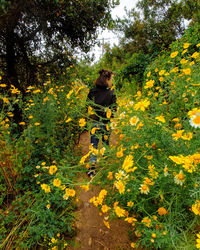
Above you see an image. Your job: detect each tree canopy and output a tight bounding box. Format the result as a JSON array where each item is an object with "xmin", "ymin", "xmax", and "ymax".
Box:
[
  {"xmin": 115, "ymin": 0, "xmax": 199, "ymax": 56},
  {"xmin": 0, "ymin": 0, "xmax": 117, "ymax": 91}
]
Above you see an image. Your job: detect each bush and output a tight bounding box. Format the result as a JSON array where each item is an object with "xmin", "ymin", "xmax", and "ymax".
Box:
[
  {"xmin": 87, "ymin": 23, "xmax": 200, "ymax": 249},
  {"xmin": 0, "ymin": 73, "xmax": 88, "ymax": 248}
]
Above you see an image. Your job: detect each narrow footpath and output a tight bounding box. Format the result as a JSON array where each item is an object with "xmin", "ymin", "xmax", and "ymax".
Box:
[{"xmin": 71, "ymin": 131, "xmax": 133, "ymax": 250}]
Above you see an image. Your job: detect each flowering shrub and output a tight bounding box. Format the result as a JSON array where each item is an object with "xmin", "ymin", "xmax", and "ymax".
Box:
[
  {"xmin": 86, "ymin": 23, "xmax": 200, "ymax": 249},
  {"xmin": 0, "ymin": 73, "xmax": 88, "ymax": 248},
  {"xmin": 1, "ymin": 21, "xmax": 200, "ymax": 250}
]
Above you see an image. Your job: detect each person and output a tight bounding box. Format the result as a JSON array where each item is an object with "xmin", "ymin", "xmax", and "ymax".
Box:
[{"xmin": 86, "ymin": 69, "xmax": 117, "ymax": 177}]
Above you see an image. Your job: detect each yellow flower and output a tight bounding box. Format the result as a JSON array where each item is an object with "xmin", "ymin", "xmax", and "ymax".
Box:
[
  {"xmin": 136, "ymin": 121, "xmax": 144, "ymax": 130},
  {"xmin": 130, "ymin": 116, "xmax": 139, "ymax": 126},
  {"xmin": 49, "ymin": 165, "xmax": 57, "ymax": 175},
  {"xmin": 100, "ymin": 147, "xmax": 106, "ymax": 155},
  {"xmin": 107, "ymin": 171, "xmax": 113, "ymax": 180},
  {"xmin": 99, "ymin": 189, "xmax": 107, "ymax": 198},
  {"xmin": 174, "ymin": 123, "xmax": 182, "ymax": 129},
  {"xmin": 127, "ymin": 201, "xmax": 134, "ymax": 207},
  {"xmin": 147, "ymin": 71, "xmax": 151, "ymax": 77},
  {"xmin": 170, "ymin": 51, "xmax": 179, "ymax": 58},
  {"xmin": 181, "ymin": 132, "xmax": 193, "ymax": 140},
  {"xmin": 0, "ymin": 84, "xmax": 6, "ymax": 87},
  {"xmin": 101, "ymin": 205, "xmax": 110, "ymax": 213},
  {"xmin": 46, "ymin": 204, "xmax": 51, "ymax": 209},
  {"xmin": 114, "ymin": 206, "xmax": 126, "ymax": 217},
  {"xmin": 53, "ymin": 178, "xmax": 61, "ymax": 187},
  {"xmin": 141, "ymin": 216, "xmax": 151, "ymax": 227},
  {"xmin": 159, "ymin": 76, "xmax": 164, "ymax": 81},
  {"xmin": 122, "ymin": 155, "xmax": 137, "ymax": 173},
  {"xmin": 91, "ymin": 127, "xmax": 100, "ymax": 135},
  {"xmin": 43, "ymin": 96, "xmax": 49, "ymax": 102},
  {"xmin": 66, "ymin": 89, "xmax": 73, "ymax": 99},
  {"xmin": 134, "ymin": 99, "xmax": 150, "ymax": 111},
  {"xmin": 115, "ymin": 180, "xmax": 125, "ymax": 194},
  {"xmin": 191, "ymin": 52, "xmax": 199, "ymax": 59},
  {"xmin": 125, "ymin": 217, "xmax": 137, "ymax": 224},
  {"xmin": 170, "ymin": 67, "xmax": 179, "ymax": 73},
  {"xmin": 182, "ymin": 49, "xmax": 188, "ymax": 54},
  {"xmin": 63, "ymin": 194, "xmax": 69, "ymax": 200},
  {"xmin": 34, "ymin": 122, "xmax": 40, "ymax": 126},
  {"xmin": 196, "ymin": 232, "xmax": 200, "ymax": 249},
  {"xmin": 106, "ymin": 124, "xmax": 109, "ymax": 131},
  {"xmin": 139, "ymin": 184, "xmax": 150, "ymax": 194},
  {"xmin": 10, "ymin": 85, "xmax": 20, "ymax": 94},
  {"xmin": 79, "ymin": 118, "xmax": 86, "ymax": 127},
  {"xmin": 7, "ymin": 112, "xmax": 13, "ymax": 117},
  {"xmin": 33, "ymin": 89, "xmax": 41, "ymax": 94},
  {"xmin": 151, "ymin": 233, "xmax": 156, "ymax": 239},
  {"xmin": 180, "ymin": 58, "xmax": 188, "ymax": 64},
  {"xmin": 41, "ymin": 184, "xmax": 51, "ymax": 193},
  {"xmin": 106, "ymin": 108, "xmax": 112, "ymax": 119},
  {"xmin": 80, "ymin": 184, "xmax": 90, "ymax": 191},
  {"xmin": 159, "ymin": 70, "xmax": 165, "ymax": 76},
  {"xmin": 169, "ymin": 155, "xmax": 184, "ymax": 165},
  {"xmin": 183, "ymin": 43, "xmax": 190, "ymax": 49},
  {"xmin": 2, "ymin": 97, "xmax": 9, "ymax": 103},
  {"xmin": 103, "ymin": 220, "xmax": 110, "ymax": 229},
  {"xmin": 79, "ymin": 151, "xmax": 91, "ymax": 164},
  {"xmin": 157, "ymin": 207, "xmax": 168, "ymax": 216},
  {"xmin": 116, "ymin": 148, "xmax": 124, "ymax": 158},
  {"xmin": 155, "ymin": 115, "xmax": 166, "ymax": 123},
  {"xmin": 131, "ymin": 242, "xmax": 136, "ymax": 248},
  {"xmin": 182, "ymin": 68, "xmax": 191, "ymax": 75},
  {"xmin": 104, "ymin": 135, "xmax": 108, "ymax": 140},
  {"xmin": 65, "ymin": 188, "xmax": 76, "ymax": 197},
  {"xmin": 88, "ymin": 106, "xmax": 94, "ymax": 115},
  {"xmin": 192, "ymin": 200, "xmax": 200, "ymax": 215},
  {"xmin": 143, "ymin": 177, "xmax": 154, "ymax": 186},
  {"xmin": 65, "ymin": 118, "xmax": 72, "ymax": 123},
  {"xmin": 172, "ymin": 130, "xmax": 184, "ymax": 140},
  {"xmin": 19, "ymin": 122, "xmax": 26, "ymax": 125},
  {"xmin": 144, "ymin": 79, "xmax": 154, "ymax": 89},
  {"xmin": 172, "ymin": 117, "xmax": 179, "ymax": 122}
]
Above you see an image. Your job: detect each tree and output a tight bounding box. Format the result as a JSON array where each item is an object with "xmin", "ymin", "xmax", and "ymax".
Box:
[
  {"xmin": 115, "ymin": 0, "xmax": 194, "ymax": 56},
  {"xmin": 181, "ymin": 0, "xmax": 200, "ymax": 23},
  {"xmin": 0, "ymin": 0, "xmax": 117, "ymax": 92}
]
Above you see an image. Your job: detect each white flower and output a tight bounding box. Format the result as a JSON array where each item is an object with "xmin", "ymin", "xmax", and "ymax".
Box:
[
  {"xmin": 174, "ymin": 170, "xmax": 185, "ymax": 186},
  {"xmin": 189, "ymin": 113, "xmax": 200, "ymax": 128}
]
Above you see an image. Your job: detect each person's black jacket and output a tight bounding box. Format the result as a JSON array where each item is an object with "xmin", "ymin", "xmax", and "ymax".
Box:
[{"xmin": 87, "ymin": 85, "xmax": 117, "ymax": 124}]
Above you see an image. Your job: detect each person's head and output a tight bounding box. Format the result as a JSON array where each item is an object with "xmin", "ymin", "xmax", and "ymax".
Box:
[{"xmin": 95, "ymin": 69, "xmax": 114, "ymax": 88}]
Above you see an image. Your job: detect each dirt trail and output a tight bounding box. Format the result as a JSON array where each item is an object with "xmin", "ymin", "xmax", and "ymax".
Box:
[{"xmin": 71, "ymin": 131, "xmax": 133, "ymax": 250}]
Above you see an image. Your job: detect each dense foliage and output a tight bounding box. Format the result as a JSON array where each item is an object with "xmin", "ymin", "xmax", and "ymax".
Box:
[
  {"xmin": 1, "ymin": 1, "xmax": 200, "ymax": 249},
  {"xmin": 0, "ymin": 70, "xmax": 88, "ymax": 248},
  {"xmin": 80, "ymin": 23, "xmax": 200, "ymax": 249}
]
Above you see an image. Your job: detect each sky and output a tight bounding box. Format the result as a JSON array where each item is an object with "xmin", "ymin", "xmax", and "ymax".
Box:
[{"xmin": 89, "ymin": 0, "xmax": 138, "ymax": 61}]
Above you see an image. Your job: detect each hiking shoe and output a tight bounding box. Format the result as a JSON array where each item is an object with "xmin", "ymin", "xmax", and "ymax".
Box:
[
  {"xmin": 87, "ymin": 169, "xmax": 95, "ymax": 178},
  {"xmin": 87, "ymin": 165, "xmax": 96, "ymax": 178}
]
